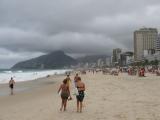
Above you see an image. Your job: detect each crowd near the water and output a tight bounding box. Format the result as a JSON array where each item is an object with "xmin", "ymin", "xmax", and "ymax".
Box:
[{"xmin": 101, "ymin": 66, "xmax": 160, "ymax": 77}]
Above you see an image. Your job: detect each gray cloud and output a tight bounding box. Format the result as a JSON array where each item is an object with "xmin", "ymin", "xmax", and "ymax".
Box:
[{"xmin": 1, "ymin": 0, "xmax": 160, "ymax": 68}]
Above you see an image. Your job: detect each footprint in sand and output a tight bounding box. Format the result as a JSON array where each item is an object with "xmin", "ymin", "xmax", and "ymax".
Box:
[
  {"xmin": 96, "ymin": 116, "xmax": 107, "ymax": 120},
  {"xmin": 114, "ymin": 114, "xmax": 127, "ymax": 120},
  {"xmin": 102, "ymin": 97, "xmax": 107, "ymax": 101},
  {"xmin": 136, "ymin": 118, "xmax": 150, "ymax": 120}
]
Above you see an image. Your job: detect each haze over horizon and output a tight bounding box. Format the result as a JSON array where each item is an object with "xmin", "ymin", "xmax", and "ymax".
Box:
[{"xmin": 1, "ymin": 0, "xmax": 160, "ymax": 68}]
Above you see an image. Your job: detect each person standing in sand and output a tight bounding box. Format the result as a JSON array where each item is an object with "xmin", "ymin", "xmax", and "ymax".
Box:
[
  {"xmin": 76, "ymin": 77, "xmax": 85, "ymax": 113},
  {"xmin": 58, "ymin": 79, "xmax": 72, "ymax": 111},
  {"xmin": 74, "ymin": 73, "xmax": 79, "ymax": 87},
  {"xmin": 9, "ymin": 77, "xmax": 15, "ymax": 95}
]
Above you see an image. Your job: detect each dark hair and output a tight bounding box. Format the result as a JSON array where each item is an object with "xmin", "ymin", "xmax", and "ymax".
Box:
[
  {"xmin": 63, "ymin": 79, "xmax": 67, "ymax": 84},
  {"xmin": 77, "ymin": 77, "xmax": 81, "ymax": 81}
]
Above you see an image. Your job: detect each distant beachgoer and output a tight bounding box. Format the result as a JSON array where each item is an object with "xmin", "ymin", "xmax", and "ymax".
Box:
[
  {"xmin": 139, "ymin": 68, "xmax": 145, "ymax": 77},
  {"xmin": 141, "ymin": 68, "xmax": 145, "ymax": 77},
  {"xmin": 58, "ymin": 79, "xmax": 72, "ymax": 111},
  {"xmin": 76, "ymin": 77, "xmax": 85, "ymax": 113},
  {"xmin": 9, "ymin": 77, "xmax": 15, "ymax": 95},
  {"xmin": 74, "ymin": 73, "xmax": 79, "ymax": 87}
]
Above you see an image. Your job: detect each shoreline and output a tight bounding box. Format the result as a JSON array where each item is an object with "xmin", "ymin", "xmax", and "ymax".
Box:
[
  {"xmin": 0, "ymin": 74, "xmax": 66, "ymax": 97},
  {"xmin": 0, "ymin": 69, "xmax": 72, "ymax": 84}
]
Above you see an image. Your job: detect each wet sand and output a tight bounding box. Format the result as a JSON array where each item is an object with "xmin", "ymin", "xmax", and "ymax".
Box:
[{"xmin": 0, "ymin": 75, "xmax": 63, "ymax": 96}]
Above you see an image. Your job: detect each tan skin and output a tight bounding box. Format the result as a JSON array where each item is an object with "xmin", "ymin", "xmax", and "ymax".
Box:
[
  {"xmin": 9, "ymin": 78, "xmax": 15, "ymax": 95},
  {"xmin": 58, "ymin": 83, "xmax": 72, "ymax": 111},
  {"xmin": 76, "ymin": 79, "xmax": 85, "ymax": 113}
]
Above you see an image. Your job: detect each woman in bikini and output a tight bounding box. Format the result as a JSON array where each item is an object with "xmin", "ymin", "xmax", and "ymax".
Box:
[
  {"xmin": 76, "ymin": 77, "xmax": 85, "ymax": 113},
  {"xmin": 58, "ymin": 79, "xmax": 72, "ymax": 111}
]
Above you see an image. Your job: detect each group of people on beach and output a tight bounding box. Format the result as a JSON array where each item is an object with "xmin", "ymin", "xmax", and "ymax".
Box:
[
  {"xmin": 58, "ymin": 73, "xmax": 85, "ymax": 113},
  {"xmin": 8, "ymin": 73, "xmax": 86, "ymax": 113}
]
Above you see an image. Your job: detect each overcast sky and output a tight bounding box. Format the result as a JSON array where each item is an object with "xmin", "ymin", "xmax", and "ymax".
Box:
[{"xmin": 0, "ymin": 0, "xmax": 160, "ymax": 68}]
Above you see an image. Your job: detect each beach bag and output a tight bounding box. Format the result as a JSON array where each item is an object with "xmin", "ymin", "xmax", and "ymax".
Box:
[
  {"xmin": 73, "ymin": 88, "xmax": 79, "ymax": 95},
  {"xmin": 58, "ymin": 89, "xmax": 62, "ymax": 95},
  {"xmin": 72, "ymin": 81, "xmax": 79, "ymax": 95}
]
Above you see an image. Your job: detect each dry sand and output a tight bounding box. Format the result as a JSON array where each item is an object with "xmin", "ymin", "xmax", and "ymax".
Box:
[{"xmin": 0, "ymin": 72, "xmax": 160, "ymax": 120}]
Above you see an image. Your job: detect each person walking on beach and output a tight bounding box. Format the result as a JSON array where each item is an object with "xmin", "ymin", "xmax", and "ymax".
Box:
[
  {"xmin": 74, "ymin": 73, "xmax": 79, "ymax": 87},
  {"xmin": 76, "ymin": 77, "xmax": 85, "ymax": 113},
  {"xmin": 9, "ymin": 77, "xmax": 15, "ymax": 95},
  {"xmin": 58, "ymin": 79, "xmax": 72, "ymax": 111},
  {"xmin": 73, "ymin": 73, "xmax": 79, "ymax": 95}
]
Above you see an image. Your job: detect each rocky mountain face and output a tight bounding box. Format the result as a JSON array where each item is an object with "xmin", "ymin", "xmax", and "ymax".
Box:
[{"xmin": 12, "ymin": 51, "xmax": 77, "ymax": 69}]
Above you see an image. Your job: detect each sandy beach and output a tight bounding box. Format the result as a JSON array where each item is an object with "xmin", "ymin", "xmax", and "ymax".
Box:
[{"xmin": 0, "ymin": 72, "xmax": 160, "ymax": 120}]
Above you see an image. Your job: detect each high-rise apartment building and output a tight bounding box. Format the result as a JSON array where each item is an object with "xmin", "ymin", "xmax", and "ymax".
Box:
[
  {"xmin": 134, "ymin": 28, "xmax": 158, "ymax": 61},
  {"xmin": 112, "ymin": 48, "xmax": 122, "ymax": 65},
  {"xmin": 156, "ymin": 34, "xmax": 160, "ymax": 51},
  {"xmin": 106, "ymin": 57, "xmax": 111, "ymax": 66},
  {"xmin": 120, "ymin": 52, "xmax": 134, "ymax": 66}
]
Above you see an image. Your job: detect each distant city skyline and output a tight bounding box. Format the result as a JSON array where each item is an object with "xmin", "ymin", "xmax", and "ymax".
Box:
[{"xmin": 1, "ymin": 0, "xmax": 160, "ymax": 68}]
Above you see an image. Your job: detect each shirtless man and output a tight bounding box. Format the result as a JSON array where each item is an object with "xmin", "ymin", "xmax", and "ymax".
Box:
[
  {"xmin": 76, "ymin": 77, "xmax": 85, "ymax": 113},
  {"xmin": 9, "ymin": 77, "xmax": 15, "ymax": 95}
]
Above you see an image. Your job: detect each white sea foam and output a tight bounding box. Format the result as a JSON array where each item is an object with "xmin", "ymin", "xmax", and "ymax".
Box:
[{"xmin": 0, "ymin": 69, "xmax": 71, "ymax": 84}]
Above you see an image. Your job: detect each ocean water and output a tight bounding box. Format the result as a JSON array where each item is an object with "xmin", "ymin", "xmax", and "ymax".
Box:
[{"xmin": 0, "ymin": 69, "xmax": 71, "ymax": 84}]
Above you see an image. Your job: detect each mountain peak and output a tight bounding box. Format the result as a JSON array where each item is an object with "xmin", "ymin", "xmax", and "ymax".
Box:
[
  {"xmin": 48, "ymin": 50, "xmax": 65, "ymax": 56},
  {"xmin": 12, "ymin": 51, "xmax": 77, "ymax": 69}
]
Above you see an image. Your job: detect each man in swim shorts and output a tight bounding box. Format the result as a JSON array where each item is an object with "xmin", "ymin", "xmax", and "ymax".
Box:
[{"xmin": 76, "ymin": 77, "xmax": 85, "ymax": 113}]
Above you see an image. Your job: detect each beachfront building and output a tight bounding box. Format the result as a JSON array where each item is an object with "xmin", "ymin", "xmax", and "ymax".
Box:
[
  {"xmin": 97, "ymin": 59, "xmax": 105, "ymax": 68},
  {"xmin": 112, "ymin": 48, "xmax": 122, "ymax": 66},
  {"xmin": 143, "ymin": 49, "xmax": 155, "ymax": 56},
  {"xmin": 144, "ymin": 52, "xmax": 160, "ymax": 62},
  {"xmin": 120, "ymin": 52, "xmax": 134, "ymax": 66},
  {"xmin": 106, "ymin": 57, "xmax": 111, "ymax": 67},
  {"xmin": 84, "ymin": 62, "xmax": 89, "ymax": 68},
  {"xmin": 156, "ymin": 34, "xmax": 160, "ymax": 52},
  {"xmin": 97, "ymin": 59, "xmax": 102, "ymax": 67},
  {"xmin": 134, "ymin": 28, "xmax": 158, "ymax": 61},
  {"xmin": 143, "ymin": 48, "xmax": 160, "ymax": 62}
]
